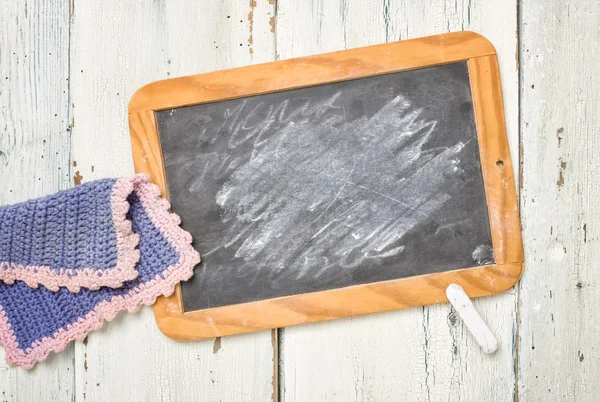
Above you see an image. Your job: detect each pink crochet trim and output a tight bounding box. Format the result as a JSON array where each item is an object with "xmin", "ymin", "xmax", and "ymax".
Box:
[
  {"xmin": 0, "ymin": 177, "xmax": 142, "ymax": 292},
  {"xmin": 0, "ymin": 174, "xmax": 200, "ymax": 369}
]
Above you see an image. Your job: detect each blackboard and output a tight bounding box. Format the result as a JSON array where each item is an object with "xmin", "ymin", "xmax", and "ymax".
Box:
[
  {"xmin": 155, "ymin": 61, "xmax": 494, "ymax": 312},
  {"xmin": 130, "ymin": 32, "xmax": 523, "ymax": 339}
]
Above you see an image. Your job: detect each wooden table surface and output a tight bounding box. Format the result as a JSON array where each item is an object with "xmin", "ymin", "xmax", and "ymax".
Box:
[{"xmin": 0, "ymin": 1, "xmax": 597, "ymax": 401}]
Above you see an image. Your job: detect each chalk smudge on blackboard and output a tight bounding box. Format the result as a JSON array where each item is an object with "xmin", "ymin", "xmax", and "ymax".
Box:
[
  {"xmin": 157, "ymin": 61, "xmax": 494, "ymax": 310},
  {"xmin": 472, "ymin": 244, "xmax": 494, "ymax": 265},
  {"xmin": 211, "ymin": 93, "xmax": 464, "ymax": 282}
]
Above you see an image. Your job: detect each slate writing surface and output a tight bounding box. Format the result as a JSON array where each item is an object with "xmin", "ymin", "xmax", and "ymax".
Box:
[{"xmin": 155, "ymin": 61, "xmax": 494, "ymax": 312}]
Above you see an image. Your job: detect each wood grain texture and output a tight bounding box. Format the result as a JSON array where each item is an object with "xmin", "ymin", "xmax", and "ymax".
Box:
[
  {"xmin": 7, "ymin": 0, "xmax": 600, "ymax": 401},
  {"xmin": 156, "ymin": 263, "xmax": 521, "ymax": 340},
  {"xmin": 276, "ymin": 1, "xmax": 520, "ymax": 401},
  {"xmin": 519, "ymin": 1, "xmax": 600, "ymax": 401},
  {"xmin": 70, "ymin": 1, "xmax": 276, "ymax": 401},
  {"xmin": 128, "ymin": 31, "xmax": 495, "ymax": 113},
  {"xmin": 468, "ymin": 55, "xmax": 523, "ymax": 266},
  {"xmin": 0, "ymin": 1, "xmax": 73, "ymax": 400},
  {"xmin": 131, "ymin": 31, "xmax": 522, "ymax": 340}
]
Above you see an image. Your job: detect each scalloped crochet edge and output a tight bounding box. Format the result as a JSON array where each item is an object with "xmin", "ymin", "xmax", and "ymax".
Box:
[
  {"xmin": 0, "ymin": 177, "xmax": 143, "ymax": 292},
  {"xmin": 0, "ymin": 174, "xmax": 200, "ymax": 369}
]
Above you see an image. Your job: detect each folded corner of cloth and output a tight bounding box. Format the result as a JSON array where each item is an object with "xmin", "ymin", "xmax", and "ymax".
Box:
[{"xmin": 0, "ymin": 174, "xmax": 201, "ymax": 369}]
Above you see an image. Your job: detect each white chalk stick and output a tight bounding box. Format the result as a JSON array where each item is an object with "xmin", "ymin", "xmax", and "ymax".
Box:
[{"xmin": 446, "ymin": 284, "xmax": 499, "ymax": 354}]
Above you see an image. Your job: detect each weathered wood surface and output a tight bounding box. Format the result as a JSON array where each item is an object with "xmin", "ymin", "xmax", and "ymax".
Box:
[
  {"xmin": 1, "ymin": 0, "xmax": 597, "ymax": 401},
  {"xmin": 277, "ymin": 1, "xmax": 519, "ymax": 401},
  {"xmin": 68, "ymin": 1, "xmax": 276, "ymax": 401},
  {"xmin": 518, "ymin": 1, "xmax": 600, "ymax": 401},
  {"xmin": 0, "ymin": 1, "xmax": 74, "ymax": 401}
]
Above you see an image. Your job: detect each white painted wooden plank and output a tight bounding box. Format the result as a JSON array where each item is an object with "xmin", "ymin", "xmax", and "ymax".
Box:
[
  {"xmin": 0, "ymin": 0, "xmax": 74, "ymax": 400},
  {"xmin": 276, "ymin": 1, "xmax": 519, "ymax": 400},
  {"xmin": 70, "ymin": 1, "xmax": 277, "ymax": 401},
  {"xmin": 519, "ymin": 1, "xmax": 600, "ymax": 401}
]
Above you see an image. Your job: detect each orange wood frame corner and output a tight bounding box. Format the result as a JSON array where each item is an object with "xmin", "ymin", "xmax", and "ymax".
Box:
[{"xmin": 128, "ymin": 31, "xmax": 523, "ymax": 340}]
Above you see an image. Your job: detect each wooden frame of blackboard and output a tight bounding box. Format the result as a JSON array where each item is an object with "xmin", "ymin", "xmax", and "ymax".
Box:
[{"xmin": 128, "ymin": 31, "xmax": 523, "ymax": 340}]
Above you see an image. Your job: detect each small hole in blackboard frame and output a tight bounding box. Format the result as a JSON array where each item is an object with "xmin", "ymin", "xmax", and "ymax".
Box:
[{"xmin": 496, "ymin": 160, "xmax": 504, "ymax": 168}]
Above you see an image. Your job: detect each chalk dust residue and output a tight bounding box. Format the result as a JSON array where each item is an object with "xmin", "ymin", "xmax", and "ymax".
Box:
[
  {"xmin": 472, "ymin": 244, "xmax": 494, "ymax": 265},
  {"xmin": 203, "ymin": 93, "xmax": 468, "ymax": 281}
]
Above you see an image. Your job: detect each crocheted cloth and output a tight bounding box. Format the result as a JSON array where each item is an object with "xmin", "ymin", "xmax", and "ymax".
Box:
[
  {"xmin": 0, "ymin": 177, "xmax": 144, "ymax": 292},
  {"xmin": 0, "ymin": 174, "xmax": 200, "ymax": 369}
]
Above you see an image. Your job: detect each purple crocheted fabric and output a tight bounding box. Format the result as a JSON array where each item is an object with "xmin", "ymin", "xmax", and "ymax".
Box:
[
  {"xmin": 0, "ymin": 174, "xmax": 200, "ymax": 369},
  {"xmin": 0, "ymin": 177, "xmax": 142, "ymax": 291}
]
